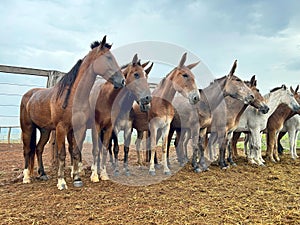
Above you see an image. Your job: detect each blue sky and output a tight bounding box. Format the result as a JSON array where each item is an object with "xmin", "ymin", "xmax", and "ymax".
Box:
[{"xmin": 0, "ymin": 0, "xmax": 300, "ymax": 126}]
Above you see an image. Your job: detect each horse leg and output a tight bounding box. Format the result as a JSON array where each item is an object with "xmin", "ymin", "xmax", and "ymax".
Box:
[
  {"xmin": 22, "ymin": 124, "xmax": 36, "ymax": 183},
  {"xmin": 244, "ymin": 133, "xmax": 250, "ymax": 157},
  {"xmin": 90, "ymin": 123, "xmax": 100, "ymax": 182},
  {"xmin": 292, "ymin": 130, "xmax": 299, "ymax": 158},
  {"xmin": 266, "ymin": 130, "xmax": 276, "ymax": 163},
  {"xmin": 227, "ymin": 132, "xmax": 237, "ymax": 166},
  {"xmin": 123, "ymin": 127, "xmax": 132, "ymax": 176},
  {"xmin": 111, "ymin": 131, "xmax": 120, "ymax": 176},
  {"xmin": 108, "ymin": 133, "xmax": 115, "ymax": 167},
  {"xmin": 231, "ymin": 132, "xmax": 241, "ymax": 159},
  {"xmin": 183, "ymin": 129, "xmax": 191, "ymax": 163},
  {"xmin": 273, "ymin": 131, "xmax": 280, "ymax": 162},
  {"xmin": 161, "ymin": 125, "xmax": 171, "ymax": 175},
  {"xmin": 100, "ymin": 127, "xmax": 113, "ymax": 181},
  {"xmin": 49, "ymin": 131, "xmax": 58, "ymax": 167},
  {"xmin": 36, "ymin": 128, "xmax": 51, "ymax": 180},
  {"xmin": 149, "ymin": 124, "xmax": 158, "ymax": 175},
  {"xmin": 277, "ymin": 131, "xmax": 286, "ymax": 155},
  {"xmin": 218, "ymin": 132, "xmax": 228, "ymax": 169},
  {"xmin": 136, "ymin": 130, "xmax": 143, "ymax": 165},
  {"xmin": 56, "ymin": 125, "xmax": 67, "ymax": 190},
  {"xmin": 167, "ymin": 128, "xmax": 175, "ymax": 167}
]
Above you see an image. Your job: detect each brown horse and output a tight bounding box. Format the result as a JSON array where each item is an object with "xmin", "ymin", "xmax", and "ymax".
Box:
[
  {"xmin": 169, "ymin": 61, "xmax": 264, "ymax": 172},
  {"xmin": 265, "ymin": 86, "xmax": 300, "ymax": 162},
  {"xmin": 148, "ymin": 53, "xmax": 200, "ymax": 176},
  {"xmin": 20, "ymin": 36, "xmax": 125, "ymax": 190},
  {"xmin": 89, "ymin": 54, "xmax": 152, "ymax": 182}
]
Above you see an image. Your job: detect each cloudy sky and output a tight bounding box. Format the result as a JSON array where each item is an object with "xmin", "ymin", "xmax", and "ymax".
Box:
[{"xmin": 0, "ymin": 0, "xmax": 300, "ymax": 126}]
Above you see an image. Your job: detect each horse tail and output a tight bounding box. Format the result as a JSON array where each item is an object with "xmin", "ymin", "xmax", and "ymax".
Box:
[{"xmin": 28, "ymin": 125, "xmax": 37, "ymax": 174}]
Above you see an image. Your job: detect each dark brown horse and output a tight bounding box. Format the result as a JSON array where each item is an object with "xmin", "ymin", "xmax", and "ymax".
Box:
[
  {"xmin": 20, "ymin": 36, "xmax": 125, "ymax": 190},
  {"xmin": 148, "ymin": 53, "xmax": 200, "ymax": 175},
  {"xmin": 89, "ymin": 54, "xmax": 152, "ymax": 182}
]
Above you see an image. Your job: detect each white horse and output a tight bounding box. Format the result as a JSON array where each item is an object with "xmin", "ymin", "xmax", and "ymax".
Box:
[
  {"xmin": 232, "ymin": 85, "xmax": 300, "ymax": 165},
  {"xmin": 279, "ymin": 114, "xmax": 300, "ymax": 159}
]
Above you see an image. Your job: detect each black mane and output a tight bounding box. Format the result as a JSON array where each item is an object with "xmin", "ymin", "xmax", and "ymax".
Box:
[
  {"xmin": 56, "ymin": 59, "xmax": 83, "ymax": 108},
  {"xmin": 90, "ymin": 41, "xmax": 112, "ymax": 49},
  {"xmin": 270, "ymin": 85, "xmax": 286, "ymax": 93}
]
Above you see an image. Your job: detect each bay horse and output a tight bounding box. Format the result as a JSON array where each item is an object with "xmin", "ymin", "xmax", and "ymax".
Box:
[
  {"xmin": 277, "ymin": 114, "xmax": 300, "ymax": 159},
  {"xmin": 20, "ymin": 36, "xmax": 125, "ymax": 190},
  {"xmin": 265, "ymin": 86, "xmax": 300, "ymax": 162},
  {"xmin": 169, "ymin": 62, "xmax": 264, "ymax": 172},
  {"xmin": 148, "ymin": 52, "xmax": 200, "ymax": 176},
  {"xmin": 89, "ymin": 54, "xmax": 152, "ymax": 182},
  {"xmin": 231, "ymin": 85, "xmax": 300, "ymax": 165}
]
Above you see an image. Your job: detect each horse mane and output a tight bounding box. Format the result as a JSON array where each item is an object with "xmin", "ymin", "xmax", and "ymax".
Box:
[
  {"xmin": 56, "ymin": 59, "xmax": 83, "ymax": 108},
  {"xmin": 270, "ymin": 85, "xmax": 286, "ymax": 93},
  {"xmin": 210, "ymin": 75, "xmax": 226, "ymax": 85}
]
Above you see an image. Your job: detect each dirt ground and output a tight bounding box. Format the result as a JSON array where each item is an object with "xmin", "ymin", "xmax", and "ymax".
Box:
[{"xmin": 0, "ymin": 143, "xmax": 300, "ymax": 225}]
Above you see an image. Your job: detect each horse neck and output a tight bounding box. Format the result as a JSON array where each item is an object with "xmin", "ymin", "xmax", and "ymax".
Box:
[
  {"xmin": 154, "ymin": 78, "xmax": 177, "ymax": 103},
  {"xmin": 263, "ymin": 91, "xmax": 286, "ymax": 117},
  {"xmin": 72, "ymin": 63, "xmax": 97, "ymax": 106},
  {"xmin": 203, "ymin": 78, "xmax": 227, "ymax": 111},
  {"xmin": 115, "ymin": 87, "xmax": 135, "ymax": 116}
]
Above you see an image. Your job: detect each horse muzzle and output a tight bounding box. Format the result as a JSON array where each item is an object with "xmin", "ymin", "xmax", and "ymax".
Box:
[
  {"xmin": 109, "ymin": 71, "xmax": 126, "ymax": 89},
  {"xmin": 139, "ymin": 95, "xmax": 152, "ymax": 112},
  {"xmin": 188, "ymin": 90, "xmax": 200, "ymax": 105},
  {"xmin": 258, "ymin": 104, "xmax": 269, "ymax": 114}
]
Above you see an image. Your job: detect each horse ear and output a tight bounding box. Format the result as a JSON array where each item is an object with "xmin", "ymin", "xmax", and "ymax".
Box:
[
  {"xmin": 228, "ymin": 60, "xmax": 237, "ymax": 77},
  {"xmin": 132, "ymin": 54, "xmax": 138, "ymax": 66},
  {"xmin": 250, "ymin": 75, "xmax": 256, "ymax": 86},
  {"xmin": 295, "ymin": 85, "xmax": 299, "ymax": 93},
  {"xmin": 145, "ymin": 62, "xmax": 153, "ymax": 76},
  {"xmin": 186, "ymin": 61, "xmax": 200, "ymax": 70},
  {"xmin": 282, "ymin": 84, "xmax": 287, "ymax": 90},
  {"xmin": 178, "ymin": 52, "xmax": 187, "ymax": 68},
  {"xmin": 290, "ymin": 86, "xmax": 295, "ymax": 93},
  {"xmin": 141, "ymin": 61, "xmax": 150, "ymax": 68},
  {"xmin": 100, "ymin": 35, "xmax": 107, "ymax": 49}
]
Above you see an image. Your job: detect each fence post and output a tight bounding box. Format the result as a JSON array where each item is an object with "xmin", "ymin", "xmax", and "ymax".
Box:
[{"xmin": 8, "ymin": 127, "xmax": 11, "ymax": 144}]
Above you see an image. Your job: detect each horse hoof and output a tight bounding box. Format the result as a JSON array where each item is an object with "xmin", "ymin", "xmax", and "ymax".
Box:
[
  {"xmin": 125, "ymin": 171, "xmax": 130, "ymax": 176},
  {"xmin": 231, "ymin": 163, "xmax": 237, "ymax": 167},
  {"xmin": 100, "ymin": 174, "xmax": 110, "ymax": 181},
  {"xmin": 39, "ymin": 175, "xmax": 49, "ymax": 181},
  {"xmin": 259, "ymin": 163, "xmax": 266, "ymax": 167},
  {"xmin": 194, "ymin": 168, "xmax": 202, "ymax": 173},
  {"xmin": 154, "ymin": 164, "xmax": 162, "ymax": 169},
  {"xmin": 73, "ymin": 180, "xmax": 83, "ymax": 188},
  {"xmin": 149, "ymin": 171, "xmax": 156, "ymax": 176},
  {"xmin": 90, "ymin": 176, "xmax": 99, "ymax": 183},
  {"xmin": 221, "ymin": 166, "xmax": 229, "ymax": 170},
  {"xmin": 23, "ymin": 178, "xmax": 31, "ymax": 184},
  {"xmin": 164, "ymin": 171, "xmax": 171, "ymax": 175},
  {"xmin": 114, "ymin": 171, "xmax": 120, "ymax": 177},
  {"xmin": 58, "ymin": 183, "xmax": 67, "ymax": 190}
]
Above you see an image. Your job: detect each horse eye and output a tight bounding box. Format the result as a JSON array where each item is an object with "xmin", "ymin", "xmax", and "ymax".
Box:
[
  {"xmin": 134, "ymin": 73, "xmax": 140, "ymax": 79},
  {"xmin": 182, "ymin": 74, "xmax": 188, "ymax": 78}
]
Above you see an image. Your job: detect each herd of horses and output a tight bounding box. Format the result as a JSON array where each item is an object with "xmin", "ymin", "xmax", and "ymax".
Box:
[{"xmin": 19, "ymin": 36, "xmax": 300, "ymax": 190}]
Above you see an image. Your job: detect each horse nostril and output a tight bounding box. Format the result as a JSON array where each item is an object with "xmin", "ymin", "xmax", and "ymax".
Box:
[
  {"xmin": 122, "ymin": 79, "xmax": 126, "ymax": 86},
  {"xmin": 193, "ymin": 95, "xmax": 199, "ymax": 102},
  {"xmin": 146, "ymin": 95, "xmax": 152, "ymax": 101}
]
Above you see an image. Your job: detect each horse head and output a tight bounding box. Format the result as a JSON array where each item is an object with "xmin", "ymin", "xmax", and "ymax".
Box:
[
  {"xmin": 122, "ymin": 54, "xmax": 152, "ymax": 112},
  {"xmin": 245, "ymin": 75, "xmax": 269, "ymax": 114},
  {"xmin": 89, "ymin": 35, "xmax": 125, "ymax": 89},
  {"xmin": 223, "ymin": 60, "xmax": 255, "ymax": 104},
  {"xmin": 169, "ymin": 52, "xmax": 200, "ymax": 105}
]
